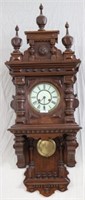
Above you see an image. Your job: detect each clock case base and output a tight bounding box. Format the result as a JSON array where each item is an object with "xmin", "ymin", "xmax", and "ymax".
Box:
[
  {"xmin": 24, "ymin": 173, "xmax": 69, "ymax": 197},
  {"xmin": 9, "ymin": 123, "xmax": 80, "ymax": 196}
]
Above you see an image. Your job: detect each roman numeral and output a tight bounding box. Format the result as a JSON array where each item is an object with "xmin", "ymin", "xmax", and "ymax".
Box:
[
  {"xmin": 52, "ymin": 96, "xmax": 57, "ymax": 98},
  {"xmin": 48, "ymin": 85, "xmax": 51, "ymax": 90},
  {"xmin": 51, "ymin": 101, "xmax": 56, "ymax": 104},
  {"xmin": 38, "ymin": 86, "xmax": 41, "ymax": 91},
  {"xmin": 33, "ymin": 101, "xmax": 37, "ymax": 105},
  {"xmin": 33, "ymin": 91, "xmax": 37, "ymax": 94},
  {"xmin": 37, "ymin": 105, "xmax": 40, "ymax": 109},
  {"xmin": 31, "ymin": 96, "xmax": 36, "ymax": 98},
  {"xmin": 43, "ymin": 84, "xmax": 46, "ymax": 90},
  {"xmin": 51, "ymin": 90, "xmax": 55, "ymax": 94},
  {"xmin": 43, "ymin": 105, "xmax": 46, "ymax": 110}
]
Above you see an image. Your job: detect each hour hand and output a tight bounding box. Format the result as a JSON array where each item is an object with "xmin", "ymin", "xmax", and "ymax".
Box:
[{"xmin": 48, "ymin": 99, "xmax": 51, "ymax": 102}]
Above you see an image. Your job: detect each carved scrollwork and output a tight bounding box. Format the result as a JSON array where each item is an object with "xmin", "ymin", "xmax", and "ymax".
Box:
[
  {"xmin": 24, "ymin": 170, "xmax": 69, "ymax": 196},
  {"xmin": 64, "ymin": 133, "xmax": 78, "ymax": 167},
  {"xmin": 13, "ymin": 135, "xmax": 26, "ymax": 168},
  {"xmin": 38, "ymin": 45, "xmax": 49, "ymax": 56}
]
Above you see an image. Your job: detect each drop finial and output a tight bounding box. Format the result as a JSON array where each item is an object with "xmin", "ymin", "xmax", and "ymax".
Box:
[{"xmin": 36, "ymin": 4, "xmax": 47, "ymax": 31}]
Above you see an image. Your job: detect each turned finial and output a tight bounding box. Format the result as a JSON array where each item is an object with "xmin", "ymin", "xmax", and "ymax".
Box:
[
  {"xmin": 36, "ymin": 4, "xmax": 47, "ymax": 30},
  {"xmin": 62, "ymin": 22, "xmax": 73, "ymax": 50},
  {"xmin": 11, "ymin": 25, "xmax": 22, "ymax": 51}
]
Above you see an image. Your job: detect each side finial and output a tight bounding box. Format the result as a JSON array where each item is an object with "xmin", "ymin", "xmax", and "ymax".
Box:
[
  {"xmin": 36, "ymin": 4, "xmax": 47, "ymax": 30},
  {"xmin": 62, "ymin": 22, "xmax": 73, "ymax": 50},
  {"xmin": 11, "ymin": 25, "xmax": 22, "ymax": 51}
]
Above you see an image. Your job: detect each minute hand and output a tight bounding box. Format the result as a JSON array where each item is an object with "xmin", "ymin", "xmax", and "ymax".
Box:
[{"xmin": 38, "ymin": 96, "xmax": 46, "ymax": 104}]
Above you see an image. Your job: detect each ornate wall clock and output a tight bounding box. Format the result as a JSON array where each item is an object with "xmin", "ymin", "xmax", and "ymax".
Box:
[{"xmin": 5, "ymin": 4, "xmax": 81, "ymax": 197}]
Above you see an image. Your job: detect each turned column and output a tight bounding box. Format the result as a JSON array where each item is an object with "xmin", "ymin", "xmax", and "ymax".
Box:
[
  {"xmin": 58, "ymin": 138, "xmax": 68, "ymax": 178},
  {"xmin": 58, "ymin": 138, "xmax": 69, "ymax": 191},
  {"xmin": 64, "ymin": 76, "xmax": 75, "ymax": 123},
  {"xmin": 50, "ymin": 39, "xmax": 56, "ymax": 60},
  {"xmin": 11, "ymin": 76, "xmax": 26, "ymax": 124},
  {"xmin": 29, "ymin": 40, "xmax": 35, "ymax": 61},
  {"xmin": 28, "ymin": 138, "xmax": 35, "ymax": 178}
]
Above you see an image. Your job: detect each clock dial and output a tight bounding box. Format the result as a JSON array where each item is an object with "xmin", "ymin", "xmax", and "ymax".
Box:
[{"xmin": 29, "ymin": 83, "xmax": 60, "ymax": 113}]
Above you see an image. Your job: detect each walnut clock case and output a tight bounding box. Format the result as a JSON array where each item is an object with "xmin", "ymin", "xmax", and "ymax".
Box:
[{"xmin": 5, "ymin": 4, "xmax": 81, "ymax": 197}]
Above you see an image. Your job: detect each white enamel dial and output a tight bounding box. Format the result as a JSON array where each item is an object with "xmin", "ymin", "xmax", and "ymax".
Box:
[{"xmin": 29, "ymin": 83, "xmax": 60, "ymax": 113}]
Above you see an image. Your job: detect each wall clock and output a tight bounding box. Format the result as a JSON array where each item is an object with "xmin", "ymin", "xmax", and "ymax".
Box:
[{"xmin": 5, "ymin": 4, "xmax": 81, "ymax": 197}]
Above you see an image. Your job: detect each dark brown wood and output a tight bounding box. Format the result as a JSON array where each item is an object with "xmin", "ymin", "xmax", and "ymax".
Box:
[{"xmin": 5, "ymin": 5, "xmax": 81, "ymax": 197}]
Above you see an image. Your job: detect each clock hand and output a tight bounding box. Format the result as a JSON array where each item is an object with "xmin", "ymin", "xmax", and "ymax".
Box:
[
  {"xmin": 38, "ymin": 97, "xmax": 51, "ymax": 104},
  {"xmin": 38, "ymin": 96, "xmax": 46, "ymax": 103},
  {"xmin": 48, "ymin": 99, "xmax": 51, "ymax": 102}
]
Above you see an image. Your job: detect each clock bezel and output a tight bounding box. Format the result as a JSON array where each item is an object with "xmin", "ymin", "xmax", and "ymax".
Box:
[
  {"xmin": 29, "ymin": 82, "xmax": 60, "ymax": 113},
  {"xmin": 26, "ymin": 78, "xmax": 65, "ymax": 117}
]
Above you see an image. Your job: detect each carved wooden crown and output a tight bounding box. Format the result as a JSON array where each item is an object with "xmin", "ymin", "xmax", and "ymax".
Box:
[{"xmin": 5, "ymin": 4, "xmax": 81, "ymax": 65}]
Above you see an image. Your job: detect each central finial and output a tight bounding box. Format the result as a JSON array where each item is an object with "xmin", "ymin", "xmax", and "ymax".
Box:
[{"xmin": 36, "ymin": 4, "xmax": 47, "ymax": 31}]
